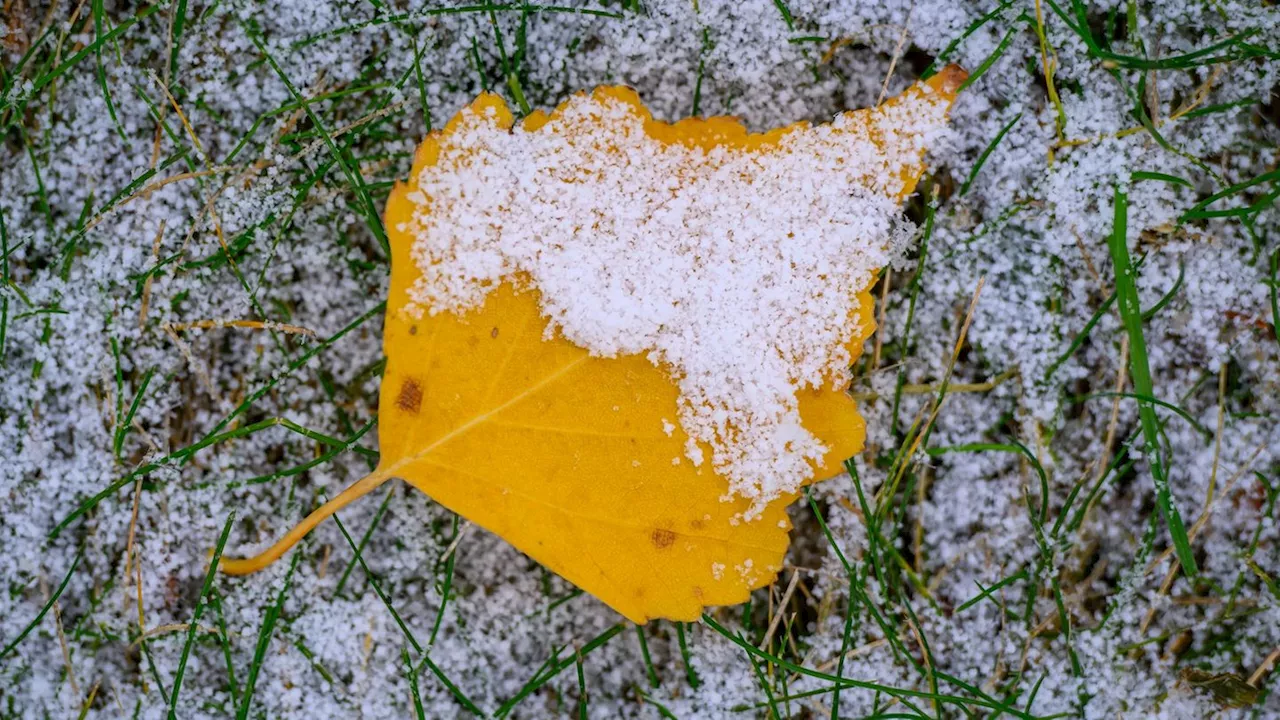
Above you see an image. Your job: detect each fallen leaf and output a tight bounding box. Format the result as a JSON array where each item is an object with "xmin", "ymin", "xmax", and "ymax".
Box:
[
  {"xmin": 1179, "ymin": 667, "xmax": 1261, "ymax": 708},
  {"xmin": 221, "ymin": 67, "xmax": 966, "ymax": 623}
]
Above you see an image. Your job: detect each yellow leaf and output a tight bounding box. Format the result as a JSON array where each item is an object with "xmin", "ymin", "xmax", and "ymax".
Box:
[{"xmin": 221, "ymin": 67, "xmax": 966, "ymax": 623}]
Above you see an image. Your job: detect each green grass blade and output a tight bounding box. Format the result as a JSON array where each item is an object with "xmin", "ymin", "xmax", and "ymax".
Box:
[
  {"xmin": 1042, "ymin": 291, "xmax": 1115, "ymax": 383},
  {"xmin": 958, "ymin": 17, "xmax": 1024, "ymax": 92},
  {"xmin": 241, "ymin": 20, "xmax": 390, "ymax": 256},
  {"xmin": 676, "ymin": 621, "xmax": 700, "ymax": 688},
  {"xmin": 961, "ymin": 112, "xmax": 1020, "ymax": 196},
  {"xmin": 1132, "ymin": 170, "xmax": 1193, "ymax": 188},
  {"xmin": 332, "ymin": 483, "xmax": 395, "ymax": 597},
  {"xmin": 700, "ymin": 614, "xmax": 1032, "ymax": 718},
  {"xmin": 1107, "ymin": 185, "xmax": 1197, "ymax": 578},
  {"xmin": 114, "ymin": 367, "xmax": 154, "ymax": 459},
  {"xmin": 1270, "ymin": 249, "xmax": 1280, "ymax": 351},
  {"xmin": 168, "ymin": 511, "xmax": 235, "ymax": 719},
  {"xmin": 635, "ymin": 624, "xmax": 659, "ymax": 688},
  {"xmin": 331, "ymin": 511, "xmax": 483, "ymax": 716},
  {"xmin": 956, "ymin": 569, "xmax": 1028, "ymax": 613},
  {"xmin": 170, "ymin": 0, "xmax": 190, "ymax": 78},
  {"xmin": 744, "ymin": 638, "xmax": 781, "ymax": 719},
  {"xmin": 771, "ymin": 0, "xmax": 795, "ymax": 30},
  {"xmin": 237, "ymin": 549, "xmax": 301, "ymax": 720},
  {"xmin": 495, "ymin": 623, "xmax": 624, "ymax": 718},
  {"xmin": 922, "ymin": 0, "xmax": 1016, "ymax": 79},
  {"xmin": 0, "ymin": 553, "xmax": 81, "ymax": 660},
  {"xmin": 403, "ymin": 648, "xmax": 427, "ymax": 720}
]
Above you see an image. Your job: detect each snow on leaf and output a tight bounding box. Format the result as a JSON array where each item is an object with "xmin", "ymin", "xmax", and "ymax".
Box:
[{"xmin": 220, "ymin": 67, "xmax": 965, "ymax": 623}]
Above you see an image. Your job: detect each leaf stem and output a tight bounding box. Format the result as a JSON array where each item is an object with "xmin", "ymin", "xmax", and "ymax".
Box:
[{"xmin": 221, "ymin": 467, "xmax": 394, "ymax": 574}]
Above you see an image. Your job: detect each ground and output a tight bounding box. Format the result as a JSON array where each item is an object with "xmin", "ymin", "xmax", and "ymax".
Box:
[{"xmin": 1, "ymin": 1, "xmax": 1279, "ymax": 718}]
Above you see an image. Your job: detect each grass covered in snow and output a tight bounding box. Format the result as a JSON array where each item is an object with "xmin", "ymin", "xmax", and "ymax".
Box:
[{"xmin": 1, "ymin": 0, "xmax": 1279, "ymax": 718}]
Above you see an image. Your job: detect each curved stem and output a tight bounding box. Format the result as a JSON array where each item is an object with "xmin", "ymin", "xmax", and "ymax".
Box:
[{"xmin": 221, "ymin": 467, "xmax": 395, "ymax": 575}]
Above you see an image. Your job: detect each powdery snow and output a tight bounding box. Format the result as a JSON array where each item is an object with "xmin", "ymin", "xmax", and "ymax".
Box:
[{"xmin": 404, "ymin": 89, "xmax": 946, "ymax": 511}]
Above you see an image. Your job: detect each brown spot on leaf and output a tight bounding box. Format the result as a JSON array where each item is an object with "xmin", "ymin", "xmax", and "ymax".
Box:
[
  {"xmin": 490, "ymin": 326, "xmax": 500, "ymax": 339},
  {"xmin": 651, "ymin": 528, "xmax": 675, "ymax": 549},
  {"xmin": 408, "ymin": 325, "xmax": 418, "ymax": 335},
  {"xmin": 690, "ymin": 518, "xmax": 705, "ymax": 530},
  {"xmin": 396, "ymin": 378, "xmax": 423, "ymax": 414}
]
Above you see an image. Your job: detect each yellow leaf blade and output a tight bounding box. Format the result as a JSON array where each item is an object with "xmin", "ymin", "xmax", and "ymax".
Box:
[{"xmin": 223, "ymin": 67, "xmax": 966, "ymax": 624}]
